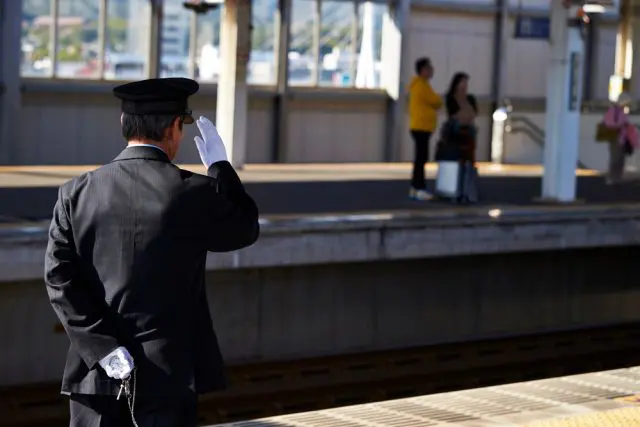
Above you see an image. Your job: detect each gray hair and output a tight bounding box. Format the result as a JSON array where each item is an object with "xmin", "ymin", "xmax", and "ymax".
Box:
[{"xmin": 616, "ymin": 92, "xmax": 632, "ymax": 107}]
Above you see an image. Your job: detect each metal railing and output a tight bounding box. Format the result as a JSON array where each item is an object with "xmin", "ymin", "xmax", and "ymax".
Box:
[{"xmin": 494, "ymin": 99, "xmax": 588, "ymax": 169}]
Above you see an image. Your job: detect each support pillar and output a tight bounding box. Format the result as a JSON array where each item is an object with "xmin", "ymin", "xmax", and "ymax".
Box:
[
  {"xmin": 217, "ymin": 0, "xmax": 251, "ymax": 169},
  {"xmin": 381, "ymin": 0, "xmax": 410, "ymax": 162},
  {"xmin": 148, "ymin": 0, "xmax": 164, "ymax": 78},
  {"xmin": 614, "ymin": 0, "xmax": 633, "ymax": 94},
  {"xmin": 541, "ymin": 3, "xmax": 585, "ymax": 203},
  {"xmin": 272, "ymin": 0, "xmax": 291, "ymax": 163},
  {"xmin": 489, "ymin": 0, "xmax": 508, "ymax": 163},
  {"xmin": 0, "ymin": 0, "xmax": 22, "ymax": 165}
]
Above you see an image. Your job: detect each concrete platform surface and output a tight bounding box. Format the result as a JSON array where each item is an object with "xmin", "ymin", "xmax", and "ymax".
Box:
[
  {"xmin": 211, "ymin": 366, "xmax": 640, "ymax": 426},
  {"xmin": 3, "ymin": 162, "xmax": 639, "ymax": 220}
]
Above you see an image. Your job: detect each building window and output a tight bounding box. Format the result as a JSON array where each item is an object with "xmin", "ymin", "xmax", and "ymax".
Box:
[
  {"xmin": 320, "ymin": 1, "xmax": 354, "ymax": 87},
  {"xmin": 289, "ymin": 0, "xmax": 315, "ymax": 86},
  {"xmin": 288, "ymin": 0, "xmax": 384, "ymax": 88},
  {"xmin": 354, "ymin": 1, "xmax": 384, "ymax": 89},
  {"xmin": 194, "ymin": 6, "xmax": 222, "ymax": 82},
  {"xmin": 249, "ymin": 0, "xmax": 278, "ymax": 85},
  {"xmin": 21, "ymin": 0, "xmax": 54, "ymax": 77},
  {"xmin": 105, "ymin": 0, "xmax": 150, "ymax": 81},
  {"xmin": 160, "ymin": 0, "xmax": 190, "ymax": 78},
  {"xmin": 19, "ymin": 0, "xmax": 382, "ymax": 88}
]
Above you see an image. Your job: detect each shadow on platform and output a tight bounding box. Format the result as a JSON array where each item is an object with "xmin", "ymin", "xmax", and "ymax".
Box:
[{"xmin": 1, "ymin": 171, "xmax": 639, "ymax": 221}]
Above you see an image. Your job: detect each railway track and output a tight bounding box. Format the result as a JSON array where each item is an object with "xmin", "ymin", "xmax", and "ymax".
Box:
[{"xmin": 3, "ymin": 323, "xmax": 640, "ymax": 427}]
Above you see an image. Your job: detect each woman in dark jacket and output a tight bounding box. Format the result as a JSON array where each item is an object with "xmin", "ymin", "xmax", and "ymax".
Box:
[{"xmin": 444, "ymin": 72, "xmax": 478, "ymax": 163}]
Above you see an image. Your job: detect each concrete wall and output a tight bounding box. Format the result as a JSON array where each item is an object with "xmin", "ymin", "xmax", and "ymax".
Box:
[
  {"xmin": 17, "ymin": 86, "xmax": 387, "ymax": 165},
  {"xmin": 2, "ymin": 247, "xmax": 640, "ymax": 387}
]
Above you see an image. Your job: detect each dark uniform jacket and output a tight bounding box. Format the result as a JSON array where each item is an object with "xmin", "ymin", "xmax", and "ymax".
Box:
[{"xmin": 44, "ymin": 146, "xmax": 259, "ymax": 398}]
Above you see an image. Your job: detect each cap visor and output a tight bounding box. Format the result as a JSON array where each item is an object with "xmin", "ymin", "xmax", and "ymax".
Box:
[{"xmin": 183, "ymin": 115, "xmax": 195, "ymax": 125}]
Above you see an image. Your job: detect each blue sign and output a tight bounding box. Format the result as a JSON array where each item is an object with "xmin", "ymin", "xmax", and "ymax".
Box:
[{"xmin": 514, "ymin": 16, "xmax": 550, "ymax": 40}]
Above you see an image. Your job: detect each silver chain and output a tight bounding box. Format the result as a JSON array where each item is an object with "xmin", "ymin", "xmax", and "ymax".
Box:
[{"xmin": 122, "ymin": 369, "xmax": 139, "ymax": 427}]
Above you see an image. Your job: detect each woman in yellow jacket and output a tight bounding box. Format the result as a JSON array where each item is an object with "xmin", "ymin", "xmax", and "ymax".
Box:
[{"xmin": 408, "ymin": 57, "xmax": 443, "ymax": 200}]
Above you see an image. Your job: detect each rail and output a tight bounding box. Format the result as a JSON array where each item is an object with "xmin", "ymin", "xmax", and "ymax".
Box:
[{"xmin": 2, "ymin": 323, "xmax": 640, "ymax": 426}]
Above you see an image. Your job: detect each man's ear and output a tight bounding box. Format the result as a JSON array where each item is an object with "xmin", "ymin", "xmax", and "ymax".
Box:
[
  {"xmin": 174, "ymin": 116, "xmax": 183, "ymax": 132},
  {"xmin": 165, "ymin": 117, "xmax": 182, "ymax": 141},
  {"xmin": 120, "ymin": 113, "xmax": 124, "ymax": 125}
]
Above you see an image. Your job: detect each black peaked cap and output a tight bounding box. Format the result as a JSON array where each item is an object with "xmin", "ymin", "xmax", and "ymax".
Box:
[{"xmin": 113, "ymin": 78, "xmax": 199, "ymax": 124}]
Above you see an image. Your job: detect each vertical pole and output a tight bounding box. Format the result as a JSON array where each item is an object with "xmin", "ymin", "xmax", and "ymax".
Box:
[
  {"xmin": 615, "ymin": 0, "xmax": 633, "ymax": 92},
  {"xmin": 312, "ymin": 0, "xmax": 322, "ymax": 86},
  {"xmin": 541, "ymin": 3, "xmax": 584, "ymax": 202},
  {"xmin": 582, "ymin": 14, "xmax": 596, "ymax": 101},
  {"xmin": 350, "ymin": 1, "xmax": 359, "ymax": 86},
  {"xmin": 188, "ymin": 11, "xmax": 198, "ymax": 79},
  {"xmin": 380, "ymin": 0, "xmax": 410, "ymax": 161},
  {"xmin": 50, "ymin": 0, "xmax": 60, "ymax": 77},
  {"xmin": 148, "ymin": 0, "xmax": 164, "ymax": 78},
  {"xmin": 97, "ymin": 0, "xmax": 108, "ymax": 78},
  {"xmin": 0, "ymin": 0, "xmax": 22, "ymax": 164},
  {"xmin": 272, "ymin": 0, "xmax": 291, "ymax": 163},
  {"xmin": 490, "ymin": 0, "xmax": 508, "ymax": 163},
  {"xmin": 216, "ymin": 0, "xmax": 252, "ymax": 168},
  {"xmin": 356, "ymin": 1, "xmax": 375, "ymax": 88}
]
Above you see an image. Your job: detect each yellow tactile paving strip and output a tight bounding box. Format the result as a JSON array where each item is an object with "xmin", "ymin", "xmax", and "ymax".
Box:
[
  {"xmin": 0, "ymin": 162, "xmax": 600, "ymax": 188},
  {"xmin": 522, "ymin": 406, "xmax": 640, "ymax": 427}
]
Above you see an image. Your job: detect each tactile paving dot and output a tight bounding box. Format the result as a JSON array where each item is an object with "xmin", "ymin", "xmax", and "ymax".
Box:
[
  {"xmin": 286, "ymin": 413, "xmax": 365, "ymax": 427},
  {"xmin": 521, "ymin": 406, "xmax": 640, "ymax": 427},
  {"xmin": 333, "ymin": 405, "xmax": 435, "ymax": 426}
]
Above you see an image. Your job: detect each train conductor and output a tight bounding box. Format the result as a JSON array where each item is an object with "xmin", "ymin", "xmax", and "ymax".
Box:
[{"xmin": 44, "ymin": 77, "xmax": 260, "ymax": 427}]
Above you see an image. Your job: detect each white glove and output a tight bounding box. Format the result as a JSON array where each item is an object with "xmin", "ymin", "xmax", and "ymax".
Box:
[
  {"xmin": 99, "ymin": 346, "xmax": 134, "ymax": 380},
  {"xmin": 194, "ymin": 116, "xmax": 228, "ymax": 168}
]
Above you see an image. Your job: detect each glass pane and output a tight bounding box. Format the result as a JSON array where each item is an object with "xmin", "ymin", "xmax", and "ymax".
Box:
[
  {"xmin": 355, "ymin": 2, "xmax": 384, "ymax": 89},
  {"xmin": 160, "ymin": 0, "xmax": 191, "ymax": 78},
  {"xmin": 55, "ymin": 0, "xmax": 99, "ymax": 78},
  {"xmin": 105, "ymin": 0, "xmax": 150, "ymax": 81},
  {"xmin": 195, "ymin": 6, "xmax": 222, "ymax": 83},
  {"xmin": 249, "ymin": 0, "xmax": 277, "ymax": 85},
  {"xmin": 21, "ymin": 0, "xmax": 52, "ymax": 77},
  {"xmin": 288, "ymin": 0, "xmax": 315, "ymax": 86},
  {"xmin": 319, "ymin": 1, "xmax": 353, "ymax": 87}
]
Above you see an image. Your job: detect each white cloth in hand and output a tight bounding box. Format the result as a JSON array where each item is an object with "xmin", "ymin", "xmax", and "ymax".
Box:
[
  {"xmin": 194, "ymin": 116, "xmax": 228, "ymax": 168},
  {"xmin": 99, "ymin": 347, "xmax": 134, "ymax": 380}
]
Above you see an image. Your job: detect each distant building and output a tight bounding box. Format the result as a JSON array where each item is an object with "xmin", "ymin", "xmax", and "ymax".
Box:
[{"xmin": 126, "ymin": 0, "xmax": 190, "ymax": 59}]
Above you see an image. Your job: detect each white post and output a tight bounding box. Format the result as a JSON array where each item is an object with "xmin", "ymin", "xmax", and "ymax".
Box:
[
  {"xmin": 355, "ymin": 2, "xmax": 376, "ymax": 88},
  {"xmin": 216, "ymin": 0, "xmax": 251, "ymax": 169},
  {"xmin": 380, "ymin": 0, "xmax": 410, "ymax": 161},
  {"xmin": 541, "ymin": 3, "xmax": 584, "ymax": 202}
]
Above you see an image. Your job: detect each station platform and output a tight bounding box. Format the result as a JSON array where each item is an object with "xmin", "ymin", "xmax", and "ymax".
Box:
[
  {"xmin": 1, "ymin": 162, "xmax": 638, "ymax": 221},
  {"xmin": 211, "ymin": 366, "xmax": 640, "ymax": 427}
]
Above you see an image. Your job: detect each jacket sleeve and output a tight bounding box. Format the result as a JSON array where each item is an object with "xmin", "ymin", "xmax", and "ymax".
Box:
[
  {"xmin": 421, "ymin": 83, "xmax": 444, "ymax": 110},
  {"xmin": 203, "ymin": 161, "xmax": 260, "ymax": 252},
  {"xmin": 44, "ymin": 188, "xmax": 120, "ymax": 369}
]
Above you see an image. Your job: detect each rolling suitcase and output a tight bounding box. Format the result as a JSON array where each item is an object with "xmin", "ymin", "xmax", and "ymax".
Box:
[{"xmin": 435, "ymin": 161, "xmax": 460, "ymax": 198}]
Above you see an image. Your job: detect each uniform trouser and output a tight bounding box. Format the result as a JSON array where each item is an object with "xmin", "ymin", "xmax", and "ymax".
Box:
[
  {"xmin": 69, "ymin": 393, "xmax": 197, "ymax": 427},
  {"xmin": 410, "ymin": 130, "xmax": 432, "ymax": 189},
  {"xmin": 608, "ymin": 140, "xmax": 625, "ymax": 183}
]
